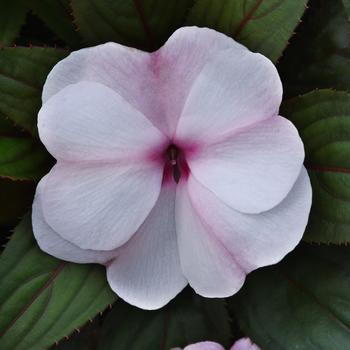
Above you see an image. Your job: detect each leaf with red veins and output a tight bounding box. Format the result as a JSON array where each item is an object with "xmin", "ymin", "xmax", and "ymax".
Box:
[
  {"xmin": 187, "ymin": 0, "xmax": 308, "ymax": 62},
  {"xmin": 0, "ymin": 47, "xmax": 68, "ymax": 135},
  {"xmin": 0, "ymin": 214, "xmax": 116, "ymax": 350},
  {"xmin": 70, "ymin": 0, "xmax": 195, "ymax": 50},
  {"xmin": 281, "ymin": 89, "xmax": 350, "ymax": 244}
]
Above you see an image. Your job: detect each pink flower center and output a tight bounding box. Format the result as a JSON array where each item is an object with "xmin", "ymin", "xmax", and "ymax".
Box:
[{"xmin": 163, "ymin": 143, "xmax": 190, "ymax": 184}]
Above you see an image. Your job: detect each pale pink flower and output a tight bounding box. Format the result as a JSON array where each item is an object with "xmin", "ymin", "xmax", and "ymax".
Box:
[
  {"xmin": 231, "ymin": 338, "xmax": 261, "ymax": 350},
  {"xmin": 180, "ymin": 341, "xmax": 224, "ymax": 350},
  {"xmin": 32, "ymin": 27, "xmax": 312, "ymax": 310},
  {"xmin": 174, "ymin": 337, "xmax": 260, "ymax": 350}
]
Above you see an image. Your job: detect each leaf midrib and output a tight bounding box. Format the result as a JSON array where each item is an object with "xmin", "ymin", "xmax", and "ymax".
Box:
[
  {"xmin": 233, "ymin": 0, "xmax": 265, "ymax": 37},
  {"xmin": 278, "ymin": 269, "xmax": 350, "ymax": 333},
  {"xmin": 0, "ymin": 261, "xmax": 66, "ymax": 339}
]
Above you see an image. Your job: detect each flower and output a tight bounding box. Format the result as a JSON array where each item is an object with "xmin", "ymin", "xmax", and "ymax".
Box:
[
  {"xmin": 173, "ymin": 341, "xmax": 224, "ymax": 350},
  {"xmin": 230, "ymin": 338, "xmax": 261, "ymax": 350},
  {"xmin": 32, "ymin": 26, "xmax": 312, "ymax": 310},
  {"xmin": 173, "ymin": 337, "xmax": 260, "ymax": 350}
]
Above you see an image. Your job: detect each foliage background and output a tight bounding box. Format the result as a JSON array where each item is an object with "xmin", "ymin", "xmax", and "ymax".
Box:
[{"xmin": 0, "ymin": 0, "xmax": 349, "ymax": 349}]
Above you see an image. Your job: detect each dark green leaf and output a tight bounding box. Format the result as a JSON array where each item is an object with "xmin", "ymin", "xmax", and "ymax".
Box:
[
  {"xmin": 187, "ymin": 0, "xmax": 307, "ymax": 62},
  {"xmin": 0, "ymin": 137, "xmax": 52, "ymax": 180},
  {"xmin": 342, "ymin": 0, "xmax": 350, "ymax": 18},
  {"xmin": 230, "ymin": 244, "xmax": 350, "ymax": 350},
  {"xmin": 53, "ymin": 320, "xmax": 101, "ymax": 350},
  {"xmin": 0, "ymin": 47, "xmax": 68, "ymax": 134},
  {"xmin": 0, "ymin": 1, "xmax": 27, "ymax": 46},
  {"xmin": 28, "ymin": 0, "xmax": 81, "ymax": 48},
  {"xmin": 71, "ymin": 0, "xmax": 195, "ymax": 50},
  {"xmin": 99, "ymin": 292, "xmax": 231, "ymax": 350},
  {"xmin": 0, "ymin": 179, "xmax": 35, "ymax": 227},
  {"xmin": 280, "ymin": 0, "xmax": 350, "ymax": 96},
  {"xmin": 0, "ymin": 215, "xmax": 116, "ymax": 350},
  {"xmin": 281, "ymin": 89, "xmax": 350, "ymax": 244},
  {"xmin": 0, "ymin": 114, "xmax": 21, "ymax": 136}
]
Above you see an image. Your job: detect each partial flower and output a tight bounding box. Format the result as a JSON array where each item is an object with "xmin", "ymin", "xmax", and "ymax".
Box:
[
  {"xmin": 180, "ymin": 341, "xmax": 224, "ymax": 350},
  {"xmin": 32, "ymin": 26, "xmax": 312, "ymax": 310},
  {"xmin": 173, "ymin": 337, "xmax": 260, "ymax": 350},
  {"xmin": 231, "ymin": 338, "xmax": 261, "ymax": 350}
]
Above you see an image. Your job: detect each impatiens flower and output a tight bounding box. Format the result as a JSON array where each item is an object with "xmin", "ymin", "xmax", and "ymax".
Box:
[
  {"xmin": 173, "ymin": 341, "xmax": 225, "ymax": 350},
  {"xmin": 173, "ymin": 337, "xmax": 260, "ymax": 350},
  {"xmin": 231, "ymin": 338, "xmax": 261, "ymax": 350},
  {"xmin": 32, "ymin": 26, "xmax": 312, "ymax": 310}
]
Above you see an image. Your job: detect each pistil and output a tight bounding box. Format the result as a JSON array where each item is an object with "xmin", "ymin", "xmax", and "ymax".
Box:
[{"xmin": 166, "ymin": 144, "xmax": 181, "ymax": 183}]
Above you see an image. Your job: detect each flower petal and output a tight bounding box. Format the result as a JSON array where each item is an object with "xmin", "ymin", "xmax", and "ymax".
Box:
[
  {"xmin": 188, "ymin": 116, "xmax": 304, "ymax": 213},
  {"xmin": 155, "ymin": 26, "xmax": 243, "ymax": 136},
  {"xmin": 107, "ymin": 182, "xmax": 187, "ymax": 310},
  {"xmin": 175, "ymin": 47, "xmax": 282, "ymax": 143},
  {"xmin": 39, "ymin": 81, "xmax": 167, "ymax": 162},
  {"xmin": 32, "ymin": 176, "xmax": 118, "ymax": 264},
  {"xmin": 183, "ymin": 168, "xmax": 311, "ymax": 278},
  {"xmin": 42, "ymin": 27, "xmax": 240, "ymax": 136},
  {"xmin": 42, "ymin": 41, "xmax": 154, "ymax": 116},
  {"xmin": 184, "ymin": 341, "xmax": 225, "ymax": 350},
  {"xmin": 40, "ymin": 161, "xmax": 163, "ymax": 251},
  {"xmin": 230, "ymin": 338, "xmax": 261, "ymax": 350},
  {"xmin": 175, "ymin": 179, "xmax": 246, "ymax": 298}
]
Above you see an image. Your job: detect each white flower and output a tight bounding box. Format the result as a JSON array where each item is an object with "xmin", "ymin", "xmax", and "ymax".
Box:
[{"xmin": 32, "ymin": 27, "xmax": 312, "ymax": 310}]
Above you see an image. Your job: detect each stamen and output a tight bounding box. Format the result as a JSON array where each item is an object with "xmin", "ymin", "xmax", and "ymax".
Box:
[
  {"xmin": 167, "ymin": 144, "xmax": 181, "ymax": 183},
  {"xmin": 169, "ymin": 146, "xmax": 177, "ymax": 165},
  {"xmin": 172, "ymin": 164, "xmax": 181, "ymax": 183}
]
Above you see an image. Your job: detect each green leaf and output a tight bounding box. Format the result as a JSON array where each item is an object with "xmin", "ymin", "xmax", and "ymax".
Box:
[
  {"xmin": 99, "ymin": 292, "xmax": 231, "ymax": 349},
  {"xmin": 0, "ymin": 114, "xmax": 21, "ymax": 136},
  {"xmin": 280, "ymin": 0, "xmax": 350, "ymax": 96},
  {"xmin": 281, "ymin": 89, "xmax": 350, "ymax": 244},
  {"xmin": 71, "ymin": 0, "xmax": 195, "ymax": 50},
  {"xmin": 342, "ymin": 0, "xmax": 350, "ymax": 18},
  {"xmin": 0, "ymin": 1, "xmax": 27, "ymax": 46},
  {"xmin": 0, "ymin": 137, "xmax": 52, "ymax": 180},
  {"xmin": 0, "ymin": 214, "xmax": 116, "ymax": 350},
  {"xmin": 229, "ymin": 244, "xmax": 350, "ymax": 350},
  {"xmin": 0, "ymin": 179, "xmax": 35, "ymax": 227},
  {"xmin": 0, "ymin": 111, "xmax": 50, "ymax": 181},
  {"xmin": 53, "ymin": 320, "xmax": 101, "ymax": 350},
  {"xmin": 0, "ymin": 47, "xmax": 68, "ymax": 134},
  {"xmin": 28, "ymin": 0, "xmax": 81, "ymax": 48},
  {"xmin": 186, "ymin": 0, "xmax": 307, "ymax": 62}
]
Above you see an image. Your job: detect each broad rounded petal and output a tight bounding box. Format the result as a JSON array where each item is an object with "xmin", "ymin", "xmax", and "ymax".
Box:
[
  {"xmin": 155, "ymin": 26, "xmax": 244, "ymax": 136},
  {"xmin": 39, "ymin": 81, "xmax": 167, "ymax": 162},
  {"xmin": 230, "ymin": 338, "xmax": 261, "ymax": 350},
  {"xmin": 188, "ymin": 116, "xmax": 304, "ymax": 213},
  {"xmin": 42, "ymin": 42, "xmax": 156, "ymax": 121},
  {"xmin": 107, "ymin": 182, "xmax": 187, "ymax": 310},
  {"xmin": 175, "ymin": 47, "xmax": 282, "ymax": 143},
  {"xmin": 32, "ymin": 176, "xmax": 118, "ymax": 264},
  {"xmin": 43, "ymin": 27, "xmax": 241, "ymax": 136},
  {"xmin": 175, "ymin": 180, "xmax": 246, "ymax": 298},
  {"xmin": 41, "ymin": 161, "xmax": 163, "ymax": 251},
  {"xmin": 184, "ymin": 341, "xmax": 225, "ymax": 350},
  {"xmin": 186, "ymin": 168, "xmax": 312, "ymax": 274}
]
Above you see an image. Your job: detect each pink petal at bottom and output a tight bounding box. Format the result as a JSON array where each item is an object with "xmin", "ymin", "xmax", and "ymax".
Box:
[
  {"xmin": 107, "ymin": 182, "xmax": 187, "ymax": 310},
  {"xmin": 176, "ymin": 168, "xmax": 311, "ymax": 297}
]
